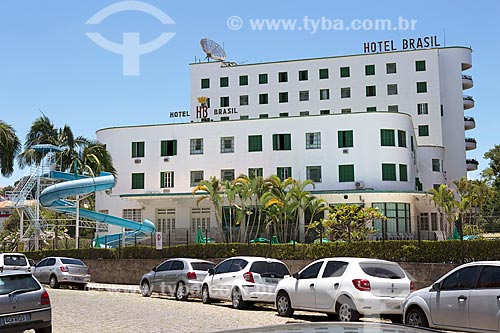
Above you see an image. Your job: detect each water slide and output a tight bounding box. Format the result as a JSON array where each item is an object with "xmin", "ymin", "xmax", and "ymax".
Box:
[{"xmin": 39, "ymin": 171, "xmax": 155, "ymax": 247}]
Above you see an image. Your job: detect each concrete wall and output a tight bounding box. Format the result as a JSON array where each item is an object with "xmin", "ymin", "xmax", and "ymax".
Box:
[{"xmin": 86, "ymin": 258, "xmax": 458, "ymax": 290}]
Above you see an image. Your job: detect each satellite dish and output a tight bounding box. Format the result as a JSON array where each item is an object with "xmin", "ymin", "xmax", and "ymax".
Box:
[{"xmin": 200, "ymin": 38, "xmax": 226, "ymax": 62}]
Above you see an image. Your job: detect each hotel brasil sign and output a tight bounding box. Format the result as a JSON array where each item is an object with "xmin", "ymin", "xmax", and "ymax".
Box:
[
  {"xmin": 195, "ymin": 96, "xmax": 237, "ymax": 119},
  {"xmin": 363, "ymin": 35, "xmax": 440, "ymax": 53}
]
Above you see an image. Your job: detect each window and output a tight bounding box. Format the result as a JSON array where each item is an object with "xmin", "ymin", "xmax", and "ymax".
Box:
[
  {"xmin": 220, "ymin": 137, "xmax": 234, "ymax": 153},
  {"xmin": 399, "ymin": 164, "xmax": 408, "ymax": 182},
  {"xmin": 190, "ymin": 138, "xmax": 203, "ymax": 155},
  {"xmin": 340, "ymin": 66, "xmax": 350, "ymax": 78},
  {"xmin": 300, "ymin": 111, "xmax": 310, "ymax": 116},
  {"xmin": 279, "ymin": 112, "xmax": 289, "ymax": 117},
  {"xmin": 132, "ymin": 141, "xmax": 144, "ymax": 158},
  {"xmin": 221, "ymin": 169, "xmax": 235, "ymax": 182},
  {"xmin": 477, "ymin": 266, "xmax": 500, "ymax": 289},
  {"xmin": 339, "ymin": 165, "xmax": 354, "ymax": 182},
  {"xmin": 190, "ymin": 170, "xmax": 204, "ymax": 186},
  {"xmin": 220, "ymin": 76, "xmax": 229, "ymax": 87},
  {"xmin": 279, "ymin": 92, "xmax": 288, "ymax": 103},
  {"xmin": 340, "ymin": 87, "xmax": 351, "ymax": 98},
  {"xmin": 160, "ymin": 171, "xmax": 174, "ymax": 188},
  {"xmin": 248, "ymin": 135, "xmax": 262, "ymax": 152},
  {"xmin": 259, "ymin": 73, "xmax": 268, "ymax": 84},
  {"xmin": 298, "ymin": 70, "xmax": 308, "ymax": 81},
  {"xmin": 319, "ymin": 89, "xmax": 330, "ymax": 100},
  {"xmin": 417, "ymin": 103, "xmax": 428, "ymax": 114},
  {"xmin": 248, "ymin": 168, "xmax": 263, "ymax": 178},
  {"xmin": 259, "ymin": 93, "xmax": 268, "ymax": 104},
  {"xmin": 387, "ymin": 84, "xmax": 398, "ymax": 95},
  {"xmin": 432, "ymin": 159, "xmax": 441, "ymax": 172},
  {"xmin": 319, "ymin": 68, "xmax": 329, "ymax": 79},
  {"xmin": 277, "ymin": 167, "xmax": 292, "ymax": 180},
  {"xmin": 417, "ymin": 81, "xmax": 427, "ymax": 93},
  {"xmin": 415, "ymin": 60, "xmax": 426, "ymax": 72},
  {"xmin": 273, "ymin": 133, "xmax": 291, "ymax": 151},
  {"xmin": 365, "ymin": 64, "xmax": 375, "ymax": 75},
  {"xmin": 306, "ymin": 166, "xmax": 322, "ymax": 182},
  {"xmin": 239, "ymin": 75, "xmax": 248, "ymax": 86},
  {"xmin": 278, "ymin": 72, "xmax": 288, "ymax": 82},
  {"xmin": 367, "ymin": 106, "xmax": 377, "ymax": 112},
  {"xmin": 398, "ymin": 130, "xmax": 406, "ymax": 147},
  {"xmin": 299, "ymin": 261, "xmax": 323, "ymax": 279},
  {"xmin": 322, "ymin": 261, "xmax": 348, "ymax": 278},
  {"xmin": 123, "ymin": 209, "xmax": 142, "ymax": 222},
  {"xmin": 220, "ymin": 96, "xmax": 229, "ymax": 107},
  {"xmin": 299, "ymin": 90, "xmax": 309, "ymax": 101},
  {"xmin": 381, "ymin": 129, "xmax": 395, "ymax": 146},
  {"xmin": 341, "ymin": 108, "xmax": 351, "ymax": 114},
  {"xmin": 441, "ymin": 266, "xmax": 479, "ymax": 290},
  {"xmin": 240, "ymin": 115, "xmax": 249, "ymax": 120},
  {"xmin": 382, "ymin": 164, "xmax": 397, "ymax": 181},
  {"xmin": 338, "ymin": 130, "xmax": 353, "ymax": 148},
  {"xmin": 240, "ymin": 95, "xmax": 249, "ymax": 106},
  {"xmin": 221, "ymin": 117, "xmax": 229, "ymax": 121},
  {"xmin": 161, "ymin": 140, "xmax": 177, "ymax": 156},
  {"xmin": 131, "ymin": 173, "xmax": 144, "ymax": 189},
  {"xmin": 366, "ymin": 85, "xmax": 376, "ymax": 97},
  {"xmin": 201, "ymin": 78, "xmax": 210, "ymax": 89},
  {"xmin": 418, "ymin": 125, "xmax": 429, "ymax": 136},
  {"xmin": 388, "ymin": 105, "xmax": 399, "ymax": 112},
  {"xmin": 305, "ymin": 132, "xmax": 321, "ymax": 149},
  {"xmin": 386, "ymin": 63, "xmax": 397, "ymax": 74},
  {"xmin": 259, "ymin": 114, "xmax": 268, "ymax": 118}
]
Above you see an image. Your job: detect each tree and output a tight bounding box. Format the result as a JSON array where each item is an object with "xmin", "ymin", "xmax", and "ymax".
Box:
[
  {"xmin": 483, "ymin": 144, "xmax": 500, "ymax": 187},
  {"xmin": 429, "ymin": 184, "xmax": 456, "ymax": 239},
  {"xmin": 0, "ymin": 120, "xmax": 21, "ymax": 177},
  {"xmin": 192, "ymin": 177, "xmax": 224, "ymax": 240}
]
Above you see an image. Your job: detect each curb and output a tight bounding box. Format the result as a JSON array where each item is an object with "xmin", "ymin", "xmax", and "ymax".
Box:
[{"xmin": 86, "ymin": 283, "xmax": 141, "ymax": 294}]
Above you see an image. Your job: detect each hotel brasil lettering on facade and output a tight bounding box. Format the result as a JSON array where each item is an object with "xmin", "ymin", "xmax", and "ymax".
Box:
[
  {"xmin": 363, "ymin": 35, "xmax": 440, "ymax": 53},
  {"xmin": 195, "ymin": 96, "xmax": 237, "ymax": 120}
]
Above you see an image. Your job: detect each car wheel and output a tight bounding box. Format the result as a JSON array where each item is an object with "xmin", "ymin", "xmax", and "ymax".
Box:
[
  {"xmin": 231, "ymin": 287, "xmax": 247, "ymax": 309},
  {"xmin": 175, "ymin": 282, "xmax": 189, "ymax": 301},
  {"xmin": 202, "ymin": 285, "xmax": 211, "ymax": 304},
  {"xmin": 34, "ymin": 325, "xmax": 52, "ymax": 333},
  {"xmin": 49, "ymin": 275, "xmax": 60, "ymax": 289},
  {"xmin": 405, "ymin": 307, "xmax": 429, "ymax": 327},
  {"xmin": 337, "ymin": 297, "xmax": 359, "ymax": 322},
  {"xmin": 276, "ymin": 291, "xmax": 294, "ymax": 317},
  {"xmin": 140, "ymin": 281, "xmax": 152, "ymax": 297}
]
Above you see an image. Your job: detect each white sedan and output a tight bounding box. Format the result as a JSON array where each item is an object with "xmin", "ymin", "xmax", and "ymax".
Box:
[{"xmin": 275, "ymin": 257, "xmax": 413, "ymax": 322}]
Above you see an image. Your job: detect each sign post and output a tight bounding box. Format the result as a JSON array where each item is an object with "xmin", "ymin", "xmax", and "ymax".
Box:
[{"xmin": 155, "ymin": 232, "xmax": 163, "ymax": 250}]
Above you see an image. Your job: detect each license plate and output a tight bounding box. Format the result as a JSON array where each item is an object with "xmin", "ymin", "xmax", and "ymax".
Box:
[
  {"xmin": 73, "ymin": 277, "xmax": 83, "ymax": 281},
  {"xmin": 3, "ymin": 314, "xmax": 29, "ymax": 325},
  {"xmin": 386, "ymin": 302, "xmax": 401, "ymax": 310},
  {"xmin": 264, "ymin": 278, "xmax": 278, "ymax": 284}
]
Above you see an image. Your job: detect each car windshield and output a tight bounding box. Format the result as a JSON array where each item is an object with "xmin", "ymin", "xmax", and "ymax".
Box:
[
  {"xmin": 359, "ymin": 262, "xmax": 406, "ymax": 279},
  {"xmin": 0, "ymin": 274, "xmax": 41, "ymax": 295},
  {"xmin": 191, "ymin": 262, "xmax": 215, "ymax": 271},
  {"xmin": 250, "ymin": 261, "xmax": 290, "ymax": 278},
  {"xmin": 60, "ymin": 258, "xmax": 85, "ymax": 266},
  {"xmin": 3, "ymin": 255, "xmax": 27, "ymax": 266}
]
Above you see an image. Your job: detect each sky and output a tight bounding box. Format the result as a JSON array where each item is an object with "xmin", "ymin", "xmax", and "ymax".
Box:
[{"xmin": 1, "ymin": 0, "xmax": 499, "ymax": 186}]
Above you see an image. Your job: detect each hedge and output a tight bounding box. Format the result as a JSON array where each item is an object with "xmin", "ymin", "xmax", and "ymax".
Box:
[{"xmin": 24, "ymin": 239, "xmax": 500, "ymax": 263}]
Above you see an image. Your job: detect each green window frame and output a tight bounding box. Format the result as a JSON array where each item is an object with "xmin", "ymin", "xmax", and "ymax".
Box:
[
  {"xmin": 201, "ymin": 78, "xmax": 210, "ymax": 89},
  {"xmin": 298, "ymin": 70, "xmax": 308, "ymax": 81},
  {"xmin": 397, "ymin": 130, "xmax": 406, "ymax": 148},
  {"xmin": 131, "ymin": 173, "xmax": 144, "ymax": 189},
  {"xmin": 381, "ymin": 129, "xmax": 395, "ymax": 146},
  {"xmin": 418, "ymin": 125, "xmax": 429, "ymax": 137},
  {"xmin": 386, "ymin": 63, "xmax": 397, "ymax": 74},
  {"xmin": 340, "ymin": 66, "xmax": 350, "ymax": 78},
  {"xmin": 305, "ymin": 132, "xmax": 321, "ymax": 149},
  {"xmin": 259, "ymin": 73, "xmax": 268, "ymax": 84},
  {"xmin": 259, "ymin": 93, "xmax": 268, "ymax": 104},
  {"xmin": 220, "ymin": 77, "xmax": 229, "ymax": 87},
  {"xmin": 239, "ymin": 75, "xmax": 248, "ymax": 86},
  {"xmin": 278, "ymin": 72, "xmax": 288, "ymax": 83},
  {"xmin": 366, "ymin": 85, "xmax": 376, "ymax": 97},
  {"xmin": 432, "ymin": 159, "xmax": 441, "ymax": 172},
  {"xmin": 417, "ymin": 81, "xmax": 427, "ymax": 93},
  {"xmin": 319, "ymin": 68, "xmax": 329, "ymax": 79},
  {"xmin": 220, "ymin": 96, "xmax": 229, "ymax": 107},
  {"xmin": 272, "ymin": 133, "xmax": 291, "ymax": 151},
  {"xmin": 248, "ymin": 168, "xmax": 263, "ymax": 178},
  {"xmin": 367, "ymin": 107, "xmax": 377, "ymax": 112},
  {"xmin": 248, "ymin": 135, "xmax": 263, "ymax": 152},
  {"xmin": 160, "ymin": 171, "xmax": 174, "ymax": 188},
  {"xmin": 306, "ymin": 166, "xmax": 322, "ymax": 183},
  {"xmin": 399, "ymin": 164, "xmax": 408, "ymax": 182},
  {"xmin": 132, "ymin": 141, "xmax": 145, "ymax": 158},
  {"xmin": 160, "ymin": 140, "xmax": 177, "ymax": 156},
  {"xmin": 277, "ymin": 167, "xmax": 292, "ymax": 181},
  {"xmin": 278, "ymin": 92, "xmax": 288, "ymax": 103},
  {"xmin": 338, "ymin": 130, "xmax": 353, "ymax": 148},
  {"xmin": 338, "ymin": 164, "xmax": 354, "ymax": 182},
  {"xmin": 190, "ymin": 170, "xmax": 204, "ymax": 186},
  {"xmin": 365, "ymin": 64, "xmax": 375, "ymax": 76},
  {"xmin": 382, "ymin": 164, "xmax": 397, "ymax": 181},
  {"xmin": 415, "ymin": 60, "xmax": 426, "ymax": 72}
]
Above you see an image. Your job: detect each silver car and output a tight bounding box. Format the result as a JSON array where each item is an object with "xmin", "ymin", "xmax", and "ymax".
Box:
[
  {"xmin": 33, "ymin": 257, "xmax": 91, "ymax": 290},
  {"xmin": 404, "ymin": 261, "xmax": 500, "ymax": 332},
  {"xmin": 0, "ymin": 271, "xmax": 52, "ymax": 333},
  {"xmin": 140, "ymin": 258, "xmax": 215, "ymax": 301}
]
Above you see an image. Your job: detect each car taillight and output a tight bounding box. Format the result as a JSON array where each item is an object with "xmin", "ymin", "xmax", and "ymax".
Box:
[
  {"xmin": 352, "ymin": 279, "xmax": 371, "ymax": 291},
  {"xmin": 186, "ymin": 272, "xmax": 197, "ymax": 279},
  {"xmin": 410, "ymin": 280, "xmax": 415, "ymax": 292},
  {"xmin": 59, "ymin": 266, "xmax": 69, "ymax": 272},
  {"xmin": 41, "ymin": 291, "xmax": 50, "ymax": 305},
  {"xmin": 243, "ymin": 272, "xmax": 254, "ymax": 283}
]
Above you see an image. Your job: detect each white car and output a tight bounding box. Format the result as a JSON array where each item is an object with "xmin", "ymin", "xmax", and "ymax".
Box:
[
  {"xmin": 404, "ymin": 261, "xmax": 500, "ymax": 332},
  {"xmin": 201, "ymin": 256, "xmax": 290, "ymax": 309},
  {"xmin": 0, "ymin": 252, "xmax": 30, "ymax": 273},
  {"xmin": 275, "ymin": 257, "xmax": 414, "ymax": 322}
]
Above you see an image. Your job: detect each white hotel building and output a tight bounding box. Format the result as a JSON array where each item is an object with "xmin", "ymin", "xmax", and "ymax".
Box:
[{"xmin": 95, "ymin": 45, "xmax": 476, "ymax": 242}]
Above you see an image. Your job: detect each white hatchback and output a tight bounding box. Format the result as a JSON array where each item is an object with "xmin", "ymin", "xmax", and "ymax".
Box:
[
  {"xmin": 201, "ymin": 256, "xmax": 290, "ymax": 309},
  {"xmin": 275, "ymin": 257, "xmax": 414, "ymax": 322}
]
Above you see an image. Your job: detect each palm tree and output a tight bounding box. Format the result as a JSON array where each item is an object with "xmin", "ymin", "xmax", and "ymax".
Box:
[
  {"xmin": 192, "ymin": 176, "xmax": 224, "ymax": 241},
  {"xmin": 289, "ymin": 179, "xmax": 315, "ymax": 242},
  {"xmin": 0, "ymin": 120, "xmax": 21, "ymax": 177},
  {"xmin": 429, "ymin": 184, "xmax": 456, "ymax": 239}
]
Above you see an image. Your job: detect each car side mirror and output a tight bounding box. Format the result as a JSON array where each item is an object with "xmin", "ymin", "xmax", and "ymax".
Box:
[
  {"xmin": 152, "ymin": 267, "xmax": 157, "ymax": 272},
  {"xmin": 432, "ymin": 282, "xmax": 441, "ymax": 292},
  {"xmin": 292, "ymin": 272, "xmax": 299, "ymax": 279},
  {"xmin": 208, "ymin": 268, "xmax": 214, "ymax": 276}
]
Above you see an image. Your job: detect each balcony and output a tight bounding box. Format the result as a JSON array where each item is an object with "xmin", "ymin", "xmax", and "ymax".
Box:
[
  {"xmin": 462, "ymin": 74, "xmax": 473, "ymax": 90},
  {"xmin": 465, "ymin": 137, "xmax": 477, "ymax": 151},
  {"xmin": 464, "ymin": 116, "xmax": 476, "ymax": 130},
  {"xmin": 463, "ymin": 95, "xmax": 475, "ymax": 110},
  {"xmin": 466, "ymin": 158, "xmax": 479, "ymax": 171}
]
